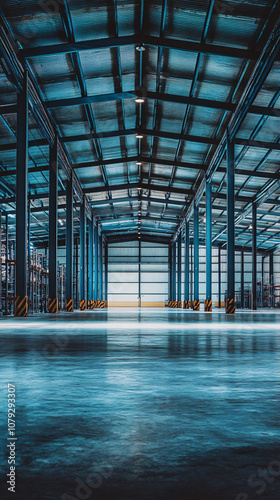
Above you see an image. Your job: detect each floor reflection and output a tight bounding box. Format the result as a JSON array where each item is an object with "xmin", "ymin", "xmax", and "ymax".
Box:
[{"xmin": 0, "ymin": 309, "xmax": 280, "ymax": 500}]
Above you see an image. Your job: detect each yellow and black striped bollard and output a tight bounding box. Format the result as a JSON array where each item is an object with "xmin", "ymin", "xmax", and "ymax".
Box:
[
  {"xmin": 226, "ymin": 298, "xmax": 235, "ymax": 314},
  {"xmin": 192, "ymin": 300, "xmax": 200, "ymax": 311},
  {"xmin": 48, "ymin": 298, "xmax": 58, "ymax": 314},
  {"xmin": 204, "ymin": 299, "xmax": 212, "ymax": 312},
  {"xmin": 183, "ymin": 300, "xmax": 189, "ymax": 309},
  {"xmin": 66, "ymin": 299, "xmax": 74, "ymax": 312},
  {"xmin": 14, "ymin": 295, "xmax": 28, "ymax": 317},
  {"xmin": 79, "ymin": 299, "xmax": 86, "ymax": 311}
]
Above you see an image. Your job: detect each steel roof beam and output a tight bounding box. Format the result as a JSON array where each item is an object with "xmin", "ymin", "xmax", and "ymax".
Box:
[
  {"xmin": 106, "ymin": 233, "xmax": 171, "ymax": 244},
  {"xmin": 90, "ymin": 195, "xmax": 186, "ymax": 208},
  {"xmin": 99, "ymin": 215, "xmax": 179, "ymax": 224},
  {"xmin": 105, "ymin": 232, "xmax": 269, "ymax": 253},
  {"xmin": 2, "ymin": 182, "xmax": 280, "ymax": 207},
  {"xmin": 19, "ymin": 34, "xmax": 259, "ymax": 60},
  {"xmin": 2, "ymin": 154, "xmax": 280, "ymax": 181},
  {"xmin": 3, "ymin": 90, "xmax": 279, "ymax": 117},
  {"xmin": 2, "ymin": 130, "xmax": 280, "ymax": 152}
]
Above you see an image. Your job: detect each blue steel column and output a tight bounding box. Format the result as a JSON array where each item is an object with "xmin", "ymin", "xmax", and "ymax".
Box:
[
  {"xmin": 15, "ymin": 69, "xmax": 29, "ymax": 317},
  {"xmin": 105, "ymin": 243, "xmax": 108, "ymax": 306},
  {"xmin": 241, "ymin": 249, "xmax": 244, "ymax": 309},
  {"xmin": 99, "ymin": 233, "xmax": 103, "ymax": 301},
  {"xmin": 252, "ymin": 202, "xmax": 257, "ymax": 310},
  {"xmin": 66, "ymin": 178, "xmax": 73, "ymax": 311},
  {"xmin": 269, "ymin": 252, "xmax": 274, "ymax": 308},
  {"xmin": 226, "ymin": 133, "xmax": 235, "ymax": 314},
  {"xmin": 75, "ymin": 238, "xmax": 79, "ymax": 309},
  {"xmin": 168, "ymin": 244, "xmax": 172, "ymax": 304},
  {"xmin": 172, "ymin": 242, "xmax": 176, "ymax": 303},
  {"xmin": 184, "ymin": 221, "xmax": 189, "ymax": 308},
  {"xmin": 190, "ymin": 244, "xmax": 193, "ymax": 303},
  {"xmin": 205, "ymin": 180, "xmax": 212, "ymax": 311},
  {"xmin": 88, "ymin": 216, "xmax": 94, "ymax": 309},
  {"xmin": 94, "ymin": 223, "xmax": 99, "ymax": 304},
  {"xmin": 138, "ymin": 239, "xmax": 141, "ymax": 307},
  {"xmin": 5, "ymin": 214, "xmax": 9, "ymax": 315},
  {"xmin": 79, "ymin": 200, "xmax": 86, "ymax": 310},
  {"xmin": 177, "ymin": 233, "xmax": 182, "ymax": 307},
  {"xmin": 218, "ymin": 246, "xmax": 221, "ymax": 308},
  {"xmin": 193, "ymin": 205, "xmax": 200, "ymax": 310},
  {"xmin": 48, "ymin": 136, "xmax": 58, "ymax": 314}
]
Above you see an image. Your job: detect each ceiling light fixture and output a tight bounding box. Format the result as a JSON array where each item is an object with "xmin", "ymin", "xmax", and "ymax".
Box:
[
  {"xmin": 136, "ymin": 134, "xmax": 144, "ymax": 139},
  {"xmin": 136, "ymin": 43, "xmax": 145, "ymax": 52},
  {"xmin": 135, "ymin": 97, "xmax": 145, "ymax": 103},
  {"xmin": 136, "ymin": 161, "xmax": 142, "ymax": 165}
]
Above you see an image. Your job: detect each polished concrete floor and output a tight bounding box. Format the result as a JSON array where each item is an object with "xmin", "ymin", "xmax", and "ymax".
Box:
[{"xmin": 1, "ymin": 308, "xmax": 280, "ymax": 500}]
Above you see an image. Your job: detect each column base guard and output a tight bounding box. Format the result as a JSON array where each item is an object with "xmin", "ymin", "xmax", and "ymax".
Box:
[
  {"xmin": 226, "ymin": 298, "xmax": 235, "ymax": 314},
  {"xmin": 192, "ymin": 300, "xmax": 200, "ymax": 311},
  {"xmin": 94, "ymin": 300, "xmax": 107, "ymax": 309},
  {"xmin": 14, "ymin": 295, "xmax": 28, "ymax": 317},
  {"xmin": 65, "ymin": 299, "xmax": 74, "ymax": 312},
  {"xmin": 79, "ymin": 299, "xmax": 86, "ymax": 311},
  {"xmin": 204, "ymin": 299, "xmax": 212, "ymax": 312},
  {"xmin": 48, "ymin": 298, "xmax": 58, "ymax": 314}
]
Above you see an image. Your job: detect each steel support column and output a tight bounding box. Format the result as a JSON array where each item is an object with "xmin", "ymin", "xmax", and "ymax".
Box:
[
  {"xmin": 184, "ymin": 221, "xmax": 189, "ymax": 308},
  {"xmin": 252, "ymin": 203, "xmax": 257, "ymax": 310},
  {"xmin": 190, "ymin": 244, "xmax": 193, "ymax": 303},
  {"xmin": 105, "ymin": 243, "xmax": 108, "ymax": 305},
  {"xmin": 172, "ymin": 242, "xmax": 176, "ymax": 302},
  {"xmin": 241, "ymin": 249, "xmax": 244, "ymax": 309},
  {"xmin": 269, "ymin": 252, "xmax": 274, "ymax": 308},
  {"xmin": 0, "ymin": 210, "xmax": 2, "ymax": 312},
  {"xmin": 75, "ymin": 238, "xmax": 79, "ymax": 309},
  {"xmin": 168, "ymin": 244, "xmax": 172, "ymax": 302},
  {"xmin": 79, "ymin": 200, "xmax": 86, "ymax": 310},
  {"xmin": 226, "ymin": 134, "xmax": 235, "ymax": 314},
  {"xmin": 261, "ymin": 255, "xmax": 265, "ymax": 307},
  {"xmin": 218, "ymin": 246, "xmax": 221, "ymax": 308},
  {"xmin": 193, "ymin": 205, "xmax": 200, "ymax": 310},
  {"xmin": 177, "ymin": 233, "xmax": 182, "ymax": 307},
  {"xmin": 88, "ymin": 217, "xmax": 94, "ymax": 309},
  {"xmin": 15, "ymin": 69, "xmax": 28, "ymax": 317},
  {"xmin": 94, "ymin": 224, "xmax": 99, "ymax": 303},
  {"xmin": 138, "ymin": 240, "xmax": 141, "ymax": 307},
  {"xmin": 66, "ymin": 178, "xmax": 73, "ymax": 311},
  {"xmin": 5, "ymin": 214, "xmax": 8, "ymax": 315},
  {"xmin": 205, "ymin": 180, "xmax": 212, "ymax": 311},
  {"xmin": 48, "ymin": 137, "xmax": 58, "ymax": 314},
  {"xmin": 99, "ymin": 234, "xmax": 103, "ymax": 301}
]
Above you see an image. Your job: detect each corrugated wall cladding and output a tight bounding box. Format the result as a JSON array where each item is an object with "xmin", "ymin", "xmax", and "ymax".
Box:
[
  {"xmin": 108, "ymin": 241, "xmax": 168, "ymax": 304},
  {"xmin": 53, "ymin": 244, "xmax": 280, "ymax": 308},
  {"xmin": 107, "ymin": 242, "xmax": 280, "ymax": 307}
]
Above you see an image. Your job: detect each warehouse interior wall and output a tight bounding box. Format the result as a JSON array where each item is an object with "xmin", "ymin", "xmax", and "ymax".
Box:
[
  {"xmin": 38, "ymin": 244, "xmax": 280, "ymax": 309},
  {"xmin": 107, "ymin": 243, "xmax": 280, "ymax": 308}
]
